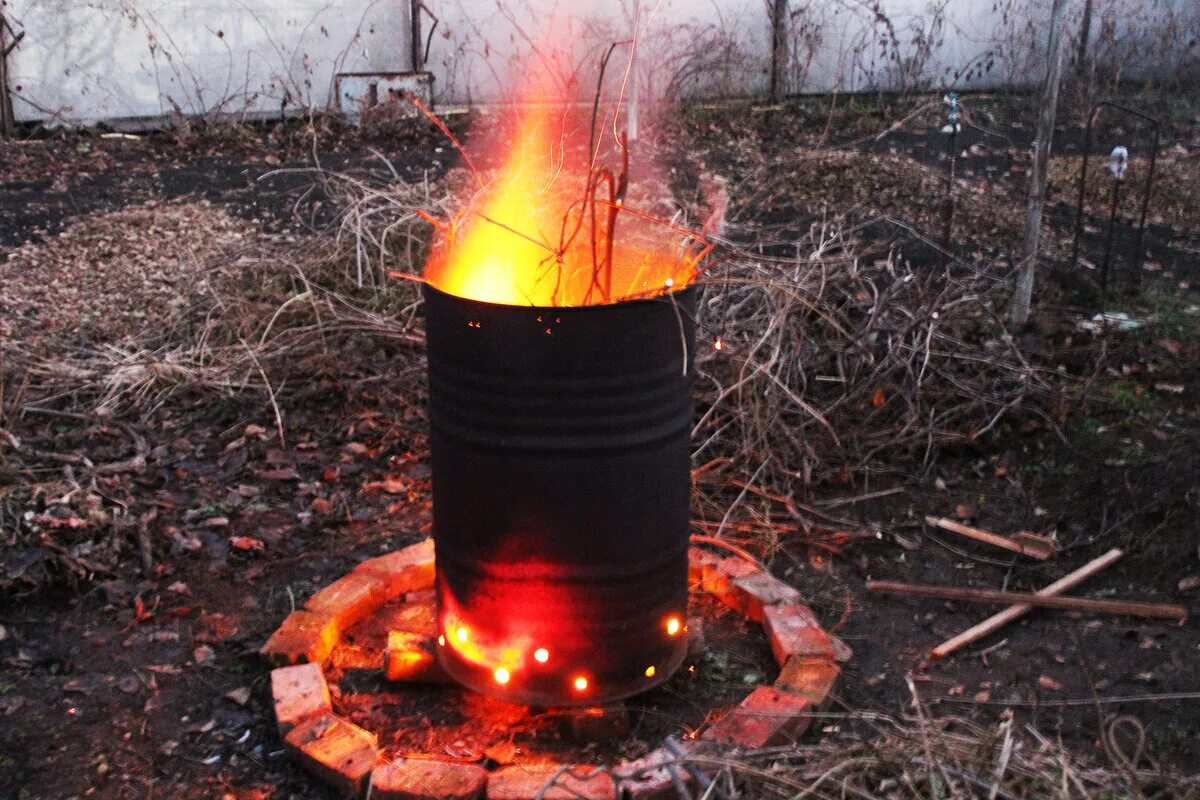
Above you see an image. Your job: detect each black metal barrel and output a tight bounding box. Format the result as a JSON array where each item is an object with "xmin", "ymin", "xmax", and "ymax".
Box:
[{"xmin": 423, "ymin": 283, "xmax": 696, "ymax": 706}]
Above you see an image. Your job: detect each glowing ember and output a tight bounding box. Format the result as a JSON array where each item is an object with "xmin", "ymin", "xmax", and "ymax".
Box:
[
  {"xmin": 573, "ymin": 676, "xmax": 589, "ymax": 692},
  {"xmin": 644, "ymin": 665, "xmax": 656, "ymax": 678},
  {"xmin": 534, "ymin": 648, "xmax": 550, "ymax": 663},
  {"xmin": 666, "ymin": 617, "xmax": 682, "ymax": 636},
  {"xmin": 494, "ymin": 667, "xmax": 511, "ymax": 685}
]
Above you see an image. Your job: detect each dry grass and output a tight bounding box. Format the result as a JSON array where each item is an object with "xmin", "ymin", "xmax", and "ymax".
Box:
[
  {"xmin": 685, "ymin": 196, "xmax": 1067, "ymax": 548},
  {"xmin": 675, "ymin": 708, "xmax": 1200, "ymax": 799},
  {"xmin": 0, "ymin": 190, "xmax": 432, "ymax": 591},
  {"xmin": 0, "ymin": 147, "xmax": 1077, "ymax": 588},
  {"xmin": 1, "ymin": 190, "xmax": 431, "ymax": 420},
  {"xmin": 2, "ymin": 201, "xmax": 257, "ymax": 349}
]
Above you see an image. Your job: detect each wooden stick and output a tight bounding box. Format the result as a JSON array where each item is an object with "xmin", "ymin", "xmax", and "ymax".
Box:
[
  {"xmin": 925, "ymin": 515, "xmax": 1057, "ymax": 560},
  {"xmin": 867, "ymin": 580, "xmax": 1186, "ymax": 622},
  {"xmin": 928, "ymin": 548, "xmax": 1124, "ymax": 659}
]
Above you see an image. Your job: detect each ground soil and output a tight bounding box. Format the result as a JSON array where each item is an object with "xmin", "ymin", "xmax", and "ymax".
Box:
[{"xmin": 1, "ymin": 94, "xmax": 1198, "ymax": 799}]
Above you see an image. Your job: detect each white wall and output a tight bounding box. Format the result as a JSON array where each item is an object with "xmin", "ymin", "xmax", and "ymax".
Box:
[
  {"xmin": 9, "ymin": 0, "xmax": 413, "ymax": 124},
  {"xmin": 6, "ymin": 0, "xmax": 1196, "ymax": 126}
]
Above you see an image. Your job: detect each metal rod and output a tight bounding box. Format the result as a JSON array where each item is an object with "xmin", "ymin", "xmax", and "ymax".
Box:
[
  {"xmin": 940, "ymin": 125, "xmax": 957, "ymax": 267},
  {"xmin": 1099, "ymin": 176, "xmax": 1121, "ymax": 308},
  {"xmin": 1068, "ymin": 109, "xmax": 1095, "ymax": 272},
  {"xmin": 939, "ymin": 91, "xmax": 961, "ymax": 268},
  {"xmin": 1070, "ymin": 100, "xmax": 1161, "ymax": 295},
  {"xmin": 1130, "ymin": 120, "xmax": 1160, "ymax": 290},
  {"xmin": 409, "ymin": 0, "xmax": 423, "ymax": 72}
]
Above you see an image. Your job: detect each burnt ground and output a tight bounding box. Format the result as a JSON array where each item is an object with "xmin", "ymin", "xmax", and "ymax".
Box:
[{"xmin": 1, "ymin": 94, "xmax": 1199, "ymax": 799}]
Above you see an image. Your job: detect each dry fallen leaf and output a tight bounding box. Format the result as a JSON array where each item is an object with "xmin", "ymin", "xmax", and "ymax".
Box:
[
  {"xmin": 1038, "ymin": 675, "xmax": 1062, "ymax": 691},
  {"xmin": 256, "ymin": 468, "xmax": 299, "ymax": 481},
  {"xmin": 230, "ymin": 536, "xmax": 265, "ymax": 552},
  {"xmin": 224, "ymin": 686, "xmax": 253, "ymax": 706},
  {"xmin": 361, "ymin": 476, "xmax": 411, "ymax": 494}
]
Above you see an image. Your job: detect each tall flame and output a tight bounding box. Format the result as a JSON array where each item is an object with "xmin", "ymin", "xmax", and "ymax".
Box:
[{"xmin": 423, "ymin": 66, "xmax": 706, "ymax": 306}]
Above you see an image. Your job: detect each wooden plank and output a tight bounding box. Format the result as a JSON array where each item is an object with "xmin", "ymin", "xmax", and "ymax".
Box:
[
  {"xmin": 925, "ymin": 516, "xmax": 1057, "ymax": 560},
  {"xmin": 928, "ymin": 548, "xmax": 1124, "ymax": 659},
  {"xmin": 867, "ymin": 580, "xmax": 1186, "ymax": 622}
]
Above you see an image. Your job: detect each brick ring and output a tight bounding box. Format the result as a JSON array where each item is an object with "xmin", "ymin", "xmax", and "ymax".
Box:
[{"xmin": 261, "ymin": 539, "xmax": 842, "ymax": 799}]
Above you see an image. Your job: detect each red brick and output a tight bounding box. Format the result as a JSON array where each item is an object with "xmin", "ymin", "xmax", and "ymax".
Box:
[
  {"xmin": 700, "ymin": 556, "xmax": 759, "ymax": 596},
  {"xmin": 285, "ymin": 714, "xmax": 378, "ymax": 798},
  {"xmin": 372, "ymin": 758, "xmax": 487, "ymax": 800},
  {"xmin": 374, "ymin": 595, "xmax": 438, "ymax": 638},
  {"xmin": 261, "ymin": 610, "xmax": 340, "ymax": 666},
  {"xmin": 305, "ymin": 572, "xmax": 388, "ymax": 631},
  {"xmin": 700, "ymin": 686, "xmax": 811, "ymax": 748},
  {"xmin": 618, "ymin": 748, "xmax": 690, "ymax": 800},
  {"xmin": 330, "ymin": 642, "xmax": 384, "ymax": 671},
  {"xmin": 384, "ymin": 630, "xmax": 453, "ymax": 684},
  {"xmin": 762, "ymin": 603, "xmax": 834, "ymax": 665},
  {"xmin": 355, "ymin": 538, "xmax": 436, "ymax": 598},
  {"xmin": 774, "ymin": 656, "xmax": 839, "ymax": 706},
  {"xmin": 487, "ymin": 764, "xmax": 616, "ymax": 800},
  {"xmin": 271, "ymin": 663, "xmax": 332, "ymax": 735},
  {"xmin": 719, "ymin": 572, "xmax": 802, "ymax": 622}
]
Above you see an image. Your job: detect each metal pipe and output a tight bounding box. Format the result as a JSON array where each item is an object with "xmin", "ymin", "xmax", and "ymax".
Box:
[
  {"xmin": 939, "ymin": 92, "xmax": 960, "ymax": 267},
  {"xmin": 1099, "ymin": 172, "xmax": 1121, "ymax": 307},
  {"xmin": 1070, "ymin": 100, "xmax": 1161, "ymax": 296},
  {"xmin": 410, "ymin": 0, "xmax": 423, "ymax": 72}
]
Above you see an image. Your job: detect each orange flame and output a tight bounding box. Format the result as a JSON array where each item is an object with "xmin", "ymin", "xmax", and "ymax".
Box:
[{"xmin": 423, "ymin": 64, "xmax": 706, "ymax": 306}]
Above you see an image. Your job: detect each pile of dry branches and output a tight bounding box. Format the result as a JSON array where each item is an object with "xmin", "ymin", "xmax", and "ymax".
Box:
[
  {"xmin": 321, "ymin": 149, "xmax": 1072, "ymax": 550},
  {"xmin": 687, "ymin": 218, "xmax": 1063, "ymax": 527}
]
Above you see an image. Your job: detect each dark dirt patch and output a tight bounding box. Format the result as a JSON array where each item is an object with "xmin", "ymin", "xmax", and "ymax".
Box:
[
  {"xmin": 809, "ymin": 425, "xmax": 1200, "ymax": 766},
  {"xmin": 0, "ymin": 389, "xmax": 434, "ymax": 799},
  {"xmin": 0, "ymin": 119, "xmax": 463, "ymax": 251}
]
